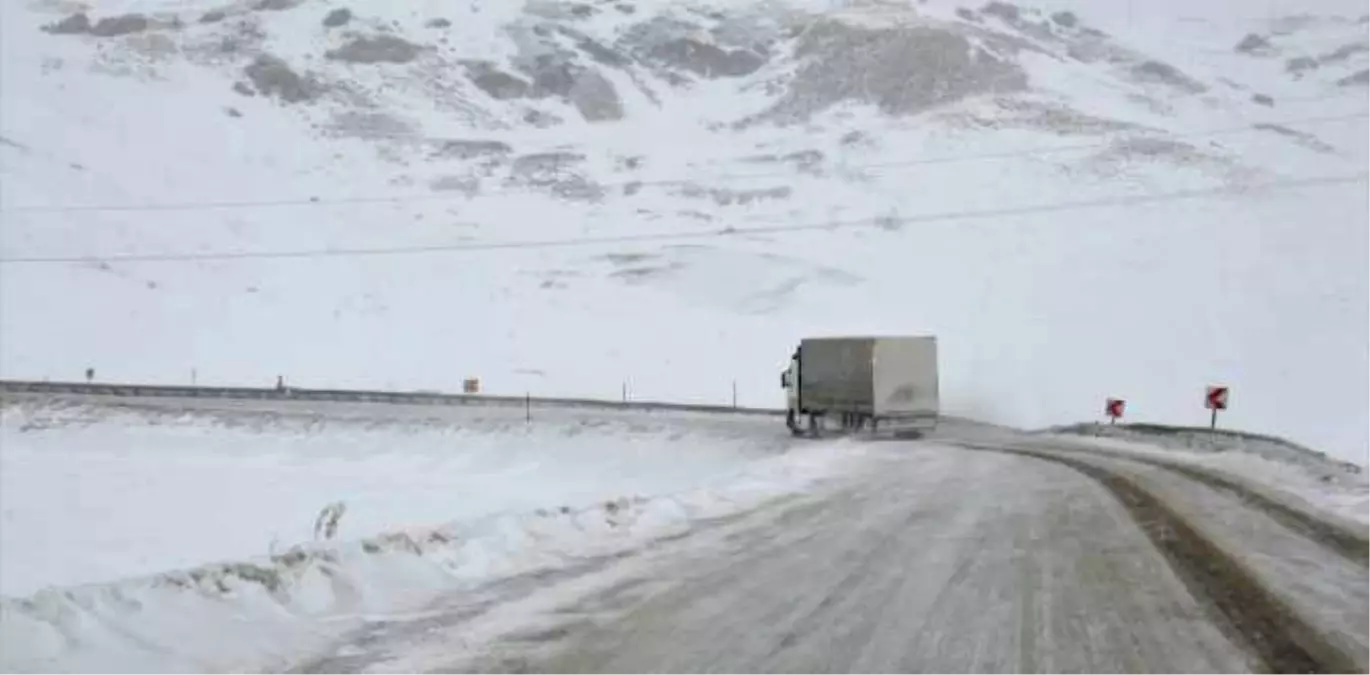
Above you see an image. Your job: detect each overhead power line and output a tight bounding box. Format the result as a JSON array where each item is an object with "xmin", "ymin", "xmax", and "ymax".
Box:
[
  {"xmin": 1, "ymin": 111, "xmax": 1365, "ymax": 216},
  {"xmin": 2, "ymin": 172, "xmax": 1362, "ymax": 265}
]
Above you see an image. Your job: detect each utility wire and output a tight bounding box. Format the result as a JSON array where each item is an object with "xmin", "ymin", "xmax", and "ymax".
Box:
[
  {"xmin": 1, "ymin": 111, "xmax": 1365, "ymax": 216},
  {"xmin": 2, "ymin": 172, "xmax": 1362, "ymax": 265}
]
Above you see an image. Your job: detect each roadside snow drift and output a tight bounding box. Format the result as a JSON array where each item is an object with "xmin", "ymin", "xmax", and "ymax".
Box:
[
  {"xmin": 0, "ymin": 397, "xmax": 868, "ymax": 672},
  {"xmin": 1047, "ymin": 425, "xmax": 1370, "ymax": 528},
  {"xmin": 0, "ymin": 397, "xmax": 820, "ymax": 596}
]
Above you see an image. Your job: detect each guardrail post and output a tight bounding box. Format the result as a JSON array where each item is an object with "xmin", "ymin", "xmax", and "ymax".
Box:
[
  {"xmin": 732, "ymin": 380, "xmax": 737, "ymax": 409},
  {"xmin": 525, "ymin": 392, "xmax": 531, "ymax": 423}
]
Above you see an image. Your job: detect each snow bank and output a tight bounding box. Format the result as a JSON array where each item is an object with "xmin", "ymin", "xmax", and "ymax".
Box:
[
  {"xmin": 0, "ymin": 398, "xmax": 866, "ymax": 672},
  {"xmin": 1045, "ymin": 427, "xmax": 1369, "ymax": 528},
  {"xmin": 0, "ymin": 396, "xmax": 803, "ymax": 596}
]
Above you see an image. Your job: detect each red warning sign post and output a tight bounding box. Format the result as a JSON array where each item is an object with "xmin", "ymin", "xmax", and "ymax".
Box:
[
  {"xmin": 1205, "ymin": 385, "xmax": 1229, "ymax": 429},
  {"xmin": 1104, "ymin": 398, "xmax": 1125, "ymax": 425}
]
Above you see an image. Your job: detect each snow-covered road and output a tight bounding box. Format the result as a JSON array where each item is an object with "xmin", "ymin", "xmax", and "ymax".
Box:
[{"xmin": 297, "ymin": 430, "xmax": 1369, "ymax": 674}]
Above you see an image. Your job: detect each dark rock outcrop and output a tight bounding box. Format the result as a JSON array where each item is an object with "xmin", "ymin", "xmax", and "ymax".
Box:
[
  {"xmin": 326, "ymin": 35, "xmax": 424, "ymax": 64},
  {"xmin": 244, "ymin": 55, "xmax": 323, "ymax": 103}
]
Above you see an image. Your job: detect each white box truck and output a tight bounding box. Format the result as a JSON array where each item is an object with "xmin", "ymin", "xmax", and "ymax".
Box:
[{"xmin": 780, "ymin": 336, "xmax": 939, "ymax": 437}]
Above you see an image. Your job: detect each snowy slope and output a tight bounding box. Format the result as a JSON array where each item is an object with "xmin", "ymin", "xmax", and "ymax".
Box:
[{"xmin": 1, "ymin": 0, "xmax": 1366, "ymax": 460}]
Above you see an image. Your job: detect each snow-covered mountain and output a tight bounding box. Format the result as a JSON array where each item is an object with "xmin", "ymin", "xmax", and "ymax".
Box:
[{"xmin": 1, "ymin": 0, "xmax": 1366, "ymax": 460}]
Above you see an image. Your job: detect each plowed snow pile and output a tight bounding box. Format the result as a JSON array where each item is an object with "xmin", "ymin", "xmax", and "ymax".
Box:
[
  {"xmin": 1048, "ymin": 424, "xmax": 1370, "ymax": 527},
  {"xmin": 0, "ymin": 398, "xmax": 867, "ymax": 671}
]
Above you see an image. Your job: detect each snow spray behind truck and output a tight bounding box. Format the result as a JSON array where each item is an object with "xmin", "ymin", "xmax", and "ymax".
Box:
[{"xmin": 780, "ymin": 336, "xmax": 939, "ymax": 437}]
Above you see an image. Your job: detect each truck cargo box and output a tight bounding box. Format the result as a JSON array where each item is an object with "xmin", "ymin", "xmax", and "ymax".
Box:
[{"xmin": 797, "ymin": 336, "xmax": 938, "ymax": 420}]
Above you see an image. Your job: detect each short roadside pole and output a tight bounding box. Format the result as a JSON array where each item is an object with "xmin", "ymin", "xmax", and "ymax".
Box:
[
  {"xmin": 1104, "ymin": 398, "xmax": 1125, "ymax": 425},
  {"xmin": 1205, "ymin": 385, "xmax": 1230, "ymax": 429}
]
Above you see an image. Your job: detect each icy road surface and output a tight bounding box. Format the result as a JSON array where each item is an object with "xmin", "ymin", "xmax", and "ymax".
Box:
[{"xmin": 299, "ymin": 430, "xmax": 1369, "ymax": 674}]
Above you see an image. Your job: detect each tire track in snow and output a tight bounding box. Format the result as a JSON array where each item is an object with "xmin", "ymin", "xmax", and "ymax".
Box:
[
  {"xmin": 959, "ymin": 443, "xmax": 1358, "ymax": 674},
  {"xmin": 1033, "ymin": 442, "xmax": 1369, "ymax": 566}
]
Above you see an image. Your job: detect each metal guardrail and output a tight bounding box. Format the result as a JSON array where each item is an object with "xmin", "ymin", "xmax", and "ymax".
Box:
[{"xmin": 0, "ymin": 379, "xmax": 785, "ymax": 417}]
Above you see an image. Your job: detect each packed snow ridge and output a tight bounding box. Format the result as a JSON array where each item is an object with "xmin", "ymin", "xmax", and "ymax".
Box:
[{"xmin": 1, "ymin": 0, "xmax": 1366, "ymax": 461}]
